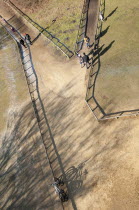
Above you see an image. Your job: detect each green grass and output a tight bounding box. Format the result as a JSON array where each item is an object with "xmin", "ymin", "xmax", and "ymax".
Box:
[{"xmin": 13, "ymin": 0, "xmax": 84, "ymax": 51}]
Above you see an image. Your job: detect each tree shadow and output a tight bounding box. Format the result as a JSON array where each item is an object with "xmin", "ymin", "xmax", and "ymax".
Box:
[
  {"xmin": 0, "ymin": 103, "xmax": 58, "ymax": 209},
  {"xmin": 1, "ymin": 20, "xmax": 78, "ymax": 209},
  {"xmin": 40, "ymin": 77, "xmax": 135, "ymax": 201}
]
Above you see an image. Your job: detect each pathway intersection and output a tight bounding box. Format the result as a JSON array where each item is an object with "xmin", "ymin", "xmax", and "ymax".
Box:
[
  {"xmin": 2, "ymin": 1, "xmax": 139, "ymax": 210},
  {"xmin": 0, "ymin": 0, "xmax": 100, "ymax": 209}
]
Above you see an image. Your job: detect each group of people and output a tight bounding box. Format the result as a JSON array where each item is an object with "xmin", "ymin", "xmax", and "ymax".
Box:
[
  {"xmin": 77, "ymin": 52, "xmax": 90, "ymax": 69},
  {"xmin": 76, "ymin": 36, "xmax": 91, "ymax": 68},
  {"xmin": 9, "ymin": 11, "xmax": 104, "ymax": 67},
  {"xmin": 76, "ymin": 12, "xmax": 104, "ymax": 69},
  {"xmin": 20, "ymin": 33, "xmax": 32, "ymax": 48},
  {"xmin": 11, "ymin": 26, "xmax": 32, "ymax": 48}
]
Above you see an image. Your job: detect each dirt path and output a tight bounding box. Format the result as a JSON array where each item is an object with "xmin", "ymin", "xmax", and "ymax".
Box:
[
  {"xmin": 86, "ymin": 0, "xmax": 99, "ymax": 43},
  {"xmin": 82, "ymin": 0, "xmax": 99, "ymax": 54},
  {"xmin": 1, "ymin": 1, "xmax": 139, "ymax": 210},
  {"xmin": 80, "ymin": 0, "xmax": 99, "ymax": 88}
]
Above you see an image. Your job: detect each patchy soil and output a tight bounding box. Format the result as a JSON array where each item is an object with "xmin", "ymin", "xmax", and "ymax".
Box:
[
  {"xmin": 12, "ymin": 0, "xmax": 84, "ymax": 51},
  {"xmin": 0, "ymin": 27, "xmax": 28, "ymax": 132},
  {"xmin": 94, "ymin": 0, "xmax": 139, "ymax": 115},
  {"xmin": 0, "ymin": 13, "xmax": 61, "ymax": 210},
  {"xmin": 1, "ymin": 0, "xmax": 139, "ymax": 210},
  {"xmin": 31, "ymin": 38, "xmax": 139, "ymax": 210}
]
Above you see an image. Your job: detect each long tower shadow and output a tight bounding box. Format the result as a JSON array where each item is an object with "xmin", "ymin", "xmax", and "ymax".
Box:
[
  {"xmin": 0, "ymin": 24, "xmax": 58, "ymax": 210},
  {"xmin": 1, "ymin": 17, "xmax": 77, "ymax": 209}
]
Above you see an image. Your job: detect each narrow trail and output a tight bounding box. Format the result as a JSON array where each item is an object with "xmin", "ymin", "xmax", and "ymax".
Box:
[
  {"xmin": 80, "ymin": 0, "xmax": 100, "ymax": 102},
  {"xmin": 86, "ymin": 0, "xmax": 99, "ymax": 44},
  {"xmin": 81, "ymin": 0, "xmax": 99, "ymax": 54}
]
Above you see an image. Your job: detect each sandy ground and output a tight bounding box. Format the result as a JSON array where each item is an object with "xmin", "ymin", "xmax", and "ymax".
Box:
[
  {"xmin": 0, "ymin": 102, "xmax": 63, "ymax": 209},
  {"xmin": 0, "ymin": 29, "xmax": 29, "ymax": 132},
  {"xmin": 1, "ymin": 0, "xmax": 139, "ymax": 210},
  {"xmin": 0, "ymin": 3, "xmax": 62, "ymax": 210}
]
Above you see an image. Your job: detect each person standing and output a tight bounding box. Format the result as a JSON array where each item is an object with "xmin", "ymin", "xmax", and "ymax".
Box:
[
  {"xmin": 84, "ymin": 36, "xmax": 90, "ymax": 48},
  {"xmin": 99, "ymin": 12, "xmax": 104, "ymax": 22},
  {"xmin": 24, "ymin": 33, "xmax": 32, "ymax": 45},
  {"xmin": 82, "ymin": 53, "xmax": 90, "ymax": 69},
  {"xmin": 76, "ymin": 53, "xmax": 84, "ymax": 68},
  {"xmin": 11, "ymin": 27, "xmax": 16, "ymax": 32},
  {"xmin": 20, "ymin": 39, "xmax": 27, "ymax": 48}
]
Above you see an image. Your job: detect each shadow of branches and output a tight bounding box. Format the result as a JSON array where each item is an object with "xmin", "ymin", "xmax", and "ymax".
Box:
[
  {"xmin": 40, "ymin": 78, "xmax": 134, "ymax": 207},
  {"xmin": 0, "ymin": 102, "xmax": 61, "ymax": 210}
]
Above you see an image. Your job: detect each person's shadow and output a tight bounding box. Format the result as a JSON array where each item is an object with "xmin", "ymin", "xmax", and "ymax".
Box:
[
  {"xmin": 93, "ymin": 40, "xmax": 115, "ymax": 64},
  {"xmin": 104, "ymin": 7, "xmax": 118, "ymax": 21},
  {"xmin": 96, "ymin": 26, "xmax": 110, "ymax": 40}
]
